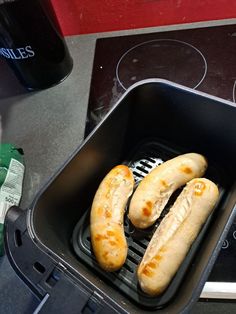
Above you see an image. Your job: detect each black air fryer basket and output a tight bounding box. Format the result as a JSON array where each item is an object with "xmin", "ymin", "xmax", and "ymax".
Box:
[{"xmin": 4, "ymin": 79, "xmax": 236, "ymax": 314}]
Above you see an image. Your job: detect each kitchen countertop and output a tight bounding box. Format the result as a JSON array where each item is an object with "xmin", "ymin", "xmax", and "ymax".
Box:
[{"xmin": 0, "ymin": 19, "xmax": 236, "ymax": 314}]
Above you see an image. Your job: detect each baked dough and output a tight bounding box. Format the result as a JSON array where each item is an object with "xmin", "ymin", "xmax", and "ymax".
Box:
[
  {"xmin": 129, "ymin": 153, "xmax": 207, "ymax": 229},
  {"xmin": 90, "ymin": 165, "xmax": 134, "ymax": 271},
  {"xmin": 137, "ymin": 178, "xmax": 219, "ymax": 296}
]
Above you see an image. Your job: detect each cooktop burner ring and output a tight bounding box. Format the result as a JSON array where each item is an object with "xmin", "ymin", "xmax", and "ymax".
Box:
[{"xmin": 116, "ymin": 39, "xmax": 207, "ymax": 91}]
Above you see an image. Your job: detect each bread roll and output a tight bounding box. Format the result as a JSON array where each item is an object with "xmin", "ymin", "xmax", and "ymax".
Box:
[
  {"xmin": 137, "ymin": 178, "xmax": 219, "ymax": 296},
  {"xmin": 90, "ymin": 165, "xmax": 134, "ymax": 271},
  {"xmin": 129, "ymin": 153, "xmax": 207, "ymax": 229}
]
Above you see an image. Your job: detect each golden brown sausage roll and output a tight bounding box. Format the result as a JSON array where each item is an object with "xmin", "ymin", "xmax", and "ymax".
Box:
[
  {"xmin": 129, "ymin": 153, "xmax": 207, "ymax": 229},
  {"xmin": 137, "ymin": 178, "xmax": 219, "ymax": 296},
  {"xmin": 90, "ymin": 165, "xmax": 134, "ymax": 271}
]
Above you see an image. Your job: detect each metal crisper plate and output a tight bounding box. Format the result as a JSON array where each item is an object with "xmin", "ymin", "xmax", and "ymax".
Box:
[{"xmin": 72, "ymin": 140, "xmax": 226, "ymax": 310}]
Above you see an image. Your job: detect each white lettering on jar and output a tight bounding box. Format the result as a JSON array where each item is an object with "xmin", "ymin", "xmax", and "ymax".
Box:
[
  {"xmin": 25, "ymin": 45, "xmax": 35, "ymax": 57},
  {"xmin": 0, "ymin": 45, "xmax": 35, "ymax": 59}
]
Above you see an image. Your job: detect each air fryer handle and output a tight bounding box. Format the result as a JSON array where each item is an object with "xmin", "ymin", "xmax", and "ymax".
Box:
[
  {"xmin": 32, "ymin": 275, "xmax": 106, "ymax": 314},
  {"xmin": 4, "ymin": 205, "xmax": 55, "ymax": 298},
  {"xmin": 4, "ymin": 206, "xmax": 102, "ymax": 313},
  {"xmin": 4, "ymin": 206, "xmax": 127, "ymax": 314}
]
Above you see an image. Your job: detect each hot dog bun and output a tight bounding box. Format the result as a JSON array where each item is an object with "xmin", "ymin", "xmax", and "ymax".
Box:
[
  {"xmin": 90, "ymin": 165, "xmax": 134, "ymax": 271},
  {"xmin": 129, "ymin": 153, "xmax": 207, "ymax": 229},
  {"xmin": 137, "ymin": 178, "xmax": 219, "ymax": 296}
]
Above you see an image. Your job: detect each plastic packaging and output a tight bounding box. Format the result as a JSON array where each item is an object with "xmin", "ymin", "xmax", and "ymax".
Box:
[{"xmin": 0, "ymin": 144, "xmax": 24, "ymax": 255}]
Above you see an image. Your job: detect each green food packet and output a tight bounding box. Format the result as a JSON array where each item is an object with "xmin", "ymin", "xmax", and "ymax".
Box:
[{"xmin": 0, "ymin": 144, "xmax": 24, "ymax": 256}]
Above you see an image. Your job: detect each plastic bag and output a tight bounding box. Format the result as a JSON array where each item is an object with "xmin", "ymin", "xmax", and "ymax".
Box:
[{"xmin": 0, "ymin": 144, "xmax": 24, "ymax": 256}]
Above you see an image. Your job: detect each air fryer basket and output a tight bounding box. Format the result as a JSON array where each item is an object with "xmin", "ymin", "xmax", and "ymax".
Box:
[
  {"xmin": 72, "ymin": 140, "xmax": 227, "ymax": 309},
  {"xmin": 27, "ymin": 79, "xmax": 236, "ymax": 313}
]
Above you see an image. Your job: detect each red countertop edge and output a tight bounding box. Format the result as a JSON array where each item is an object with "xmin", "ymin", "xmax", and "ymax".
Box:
[{"xmin": 51, "ymin": 0, "xmax": 236, "ymax": 36}]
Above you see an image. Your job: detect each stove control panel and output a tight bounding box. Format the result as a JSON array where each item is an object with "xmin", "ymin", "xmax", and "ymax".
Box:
[{"xmin": 208, "ymin": 221, "xmax": 236, "ymax": 282}]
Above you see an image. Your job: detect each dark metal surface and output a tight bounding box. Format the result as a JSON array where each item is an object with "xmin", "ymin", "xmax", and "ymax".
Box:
[{"xmin": 7, "ymin": 79, "xmax": 235, "ymax": 313}]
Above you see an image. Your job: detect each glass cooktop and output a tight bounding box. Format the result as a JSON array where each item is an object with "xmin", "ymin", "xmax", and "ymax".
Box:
[{"xmin": 86, "ymin": 23, "xmax": 236, "ymax": 296}]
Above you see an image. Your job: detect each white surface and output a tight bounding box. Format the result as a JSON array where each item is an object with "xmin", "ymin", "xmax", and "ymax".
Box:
[{"xmin": 202, "ymin": 282, "xmax": 236, "ymax": 299}]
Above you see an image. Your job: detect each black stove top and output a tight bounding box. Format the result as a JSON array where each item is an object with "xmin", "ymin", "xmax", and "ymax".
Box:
[{"xmin": 86, "ymin": 23, "xmax": 236, "ymax": 284}]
